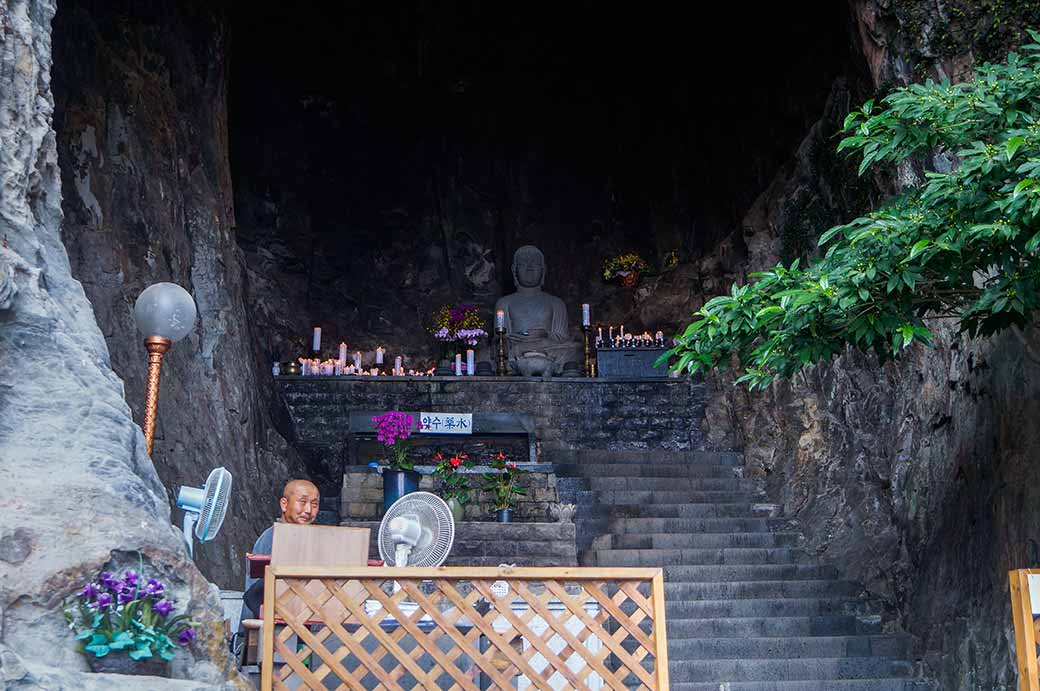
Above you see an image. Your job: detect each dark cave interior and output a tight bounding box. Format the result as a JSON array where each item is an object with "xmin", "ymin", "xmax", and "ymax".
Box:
[{"xmin": 228, "ymin": 1, "xmax": 857, "ymax": 364}]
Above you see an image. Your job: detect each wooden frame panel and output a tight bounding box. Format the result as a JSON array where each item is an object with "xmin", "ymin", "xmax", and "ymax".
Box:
[{"xmin": 260, "ymin": 566, "xmax": 669, "ymax": 691}]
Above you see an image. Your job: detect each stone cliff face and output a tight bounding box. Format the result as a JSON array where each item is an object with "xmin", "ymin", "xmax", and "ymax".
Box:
[
  {"xmin": 51, "ymin": 0, "xmax": 306, "ymax": 587},
  {"xmin": 700, "ymin": 3, "xmax": 1040, "ymax": 689},
  {"xmin": 0, "ymin": 0, "xmax": 242, "ymax": 686}
]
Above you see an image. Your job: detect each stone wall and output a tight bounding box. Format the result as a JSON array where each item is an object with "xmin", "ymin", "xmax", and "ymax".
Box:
[
  {"xmin": 340, "ymin": 521, "xmax": 577, "ymax": 568},
  {"xmin": 275, "ymin": 377, "xmax": 708, "ymax": 490},
  {"xmin": 50, "ymin": 0, "xmax": 306, "ymax": 588},
  {"xmin": 341, "ymin": 465, "xmax": 560, "ymax": 523},
  {"xmin": 0, "ymin": 0, "xmax": 242, "ymax": 686}
]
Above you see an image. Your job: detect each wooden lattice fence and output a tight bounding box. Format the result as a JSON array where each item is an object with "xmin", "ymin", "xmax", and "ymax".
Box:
[{"xmin": 260, "ymin": 566, "xmax": 669, "ymax": 691}]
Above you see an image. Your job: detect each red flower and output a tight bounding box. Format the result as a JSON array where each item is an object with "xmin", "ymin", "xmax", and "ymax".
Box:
[
  {"xmin": 433, "ymin": 453, "xmax": 444, "ymax": 461},
  {"xmin": 507, "ymin": 462, "xmax": 517, "ymax": 470},
  {"xmin": 450, "ymin": 457, "xmax": 462, "ymax": 468},
  {"xmin": 459, "ymin": 453, "xmax": 469, "ymax": 460},
  {"xmin": 495, "ymin": 452, "xmax": 507, "ymax": 461}
]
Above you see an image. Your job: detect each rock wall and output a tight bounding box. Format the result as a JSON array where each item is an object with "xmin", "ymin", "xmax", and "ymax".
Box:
[
  {"xmin": 0, "ymin": 0, "xmax": 243, "ymax": 686},
  {"xmin": 50, "ymin": 0, "xmax": 306, "ymax": 588},
  {"xmin": 699, "ymin": 4, "xmax": 1040, "ymax": 689}
]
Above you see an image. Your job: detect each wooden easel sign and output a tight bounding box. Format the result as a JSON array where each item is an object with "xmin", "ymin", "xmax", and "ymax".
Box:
[{"xmin": 1010, "ymin": 569, "xmax": 1040, "ymax": 690}]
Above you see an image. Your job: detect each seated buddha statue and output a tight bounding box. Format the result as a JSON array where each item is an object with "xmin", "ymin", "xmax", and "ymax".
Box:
[{"xmin": 494, "ymin": 245, "xmax": 582, "ymax": 376}]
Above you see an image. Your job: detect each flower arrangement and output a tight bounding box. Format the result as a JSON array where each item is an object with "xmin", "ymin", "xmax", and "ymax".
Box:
[
  {"xmin": 481, "ymin": 452, "xmax": 527, "ymax": 511},
  {"xmin": 372, "ymin": 411, "xmax": 416, "ymax": 471},
  {"xmin": 430, "ymin": 304, "xmax": 488, "ymax": 346},
  {"xmin": 63, "ymin": 569, "xmax": 196, "ymax": 663},
  {"xmin": 432, "ymin": 452, "xmax": 474, "ymax": 504},
  {"xmin": 602, "ymin": 253, "xmax": 650, "ymax": 282}
]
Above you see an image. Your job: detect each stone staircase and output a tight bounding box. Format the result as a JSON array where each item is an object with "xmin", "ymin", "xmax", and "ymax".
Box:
[{"xmin": 553, "ymin": 449, "xmax": 934, "ymax": 691}]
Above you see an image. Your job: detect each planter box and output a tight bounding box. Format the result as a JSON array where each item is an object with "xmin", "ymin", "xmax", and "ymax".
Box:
[{"xmin": 596, "ymin": 348, "xmax": 668, "ymax": 378}]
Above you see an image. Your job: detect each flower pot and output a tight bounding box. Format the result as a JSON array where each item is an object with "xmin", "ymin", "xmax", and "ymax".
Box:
[
  {"xmin": 383, "ymin": 469, "xmax": 421, "ymax": 511},
  {"xmin": 446, "ymin": 498, "xmax": 466, "ymax": 522},
  {"xmin": 87, "ymin": 654, "xmax": 170, "ymax": 677},
  {"xmin": 618, "ymin": 271, "xmax": 640, "ymax": 288},
  {"xmin": 496, "ymin": 508, "xmax": 514, "ymax": 523}
]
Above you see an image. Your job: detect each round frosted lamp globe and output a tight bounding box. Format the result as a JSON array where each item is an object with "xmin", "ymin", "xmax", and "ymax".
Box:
[{"xmin": 133, "ymin": 282, "xmax": 197, "ymax": 343}]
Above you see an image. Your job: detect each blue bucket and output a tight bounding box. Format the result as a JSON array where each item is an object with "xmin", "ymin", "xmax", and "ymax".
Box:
[{"xmin": 382, "ymin": 469, "xmax": 421, "ymax": 512}]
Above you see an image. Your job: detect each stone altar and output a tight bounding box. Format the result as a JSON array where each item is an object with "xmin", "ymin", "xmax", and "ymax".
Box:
[{"xmin": 494, "ymin": 245, "xmax": 582, "ymax": 376}]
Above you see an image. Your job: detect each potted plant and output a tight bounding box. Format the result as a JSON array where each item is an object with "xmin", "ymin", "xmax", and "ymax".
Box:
[
  {"xmin": 430, "ymin": 303, "xmax": 488, "ymax": 368},
  {"xmin": 602, "ymin": 253, "xmax": 650, "ymax": 288},
  {"xmin": 64, "ymin": 569, "xmax": 196, "ymax": 677},
  {"xmin": 432, "ymin": 452, "xmax": 473, "ymax": 521},
  {"xmin": 481, "ymin": 452, "xmax": 527, "ymax": 523},
  {"xmin": 372, "ymin": 411, "xmax": 419, "ymax": 511}
]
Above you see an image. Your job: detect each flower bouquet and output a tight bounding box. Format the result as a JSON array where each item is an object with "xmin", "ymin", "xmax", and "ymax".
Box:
[
  {"xmin": 432, "ymin": 452, "xmax": 474, "ymax": 521},
  {"xmin": 481, "ymin": 452, "xmax": 527, "ymax": 522},
  {"xmin": 430, "ymin": 304, "xmax": 488, "ymax": 348},
  {"xmin": 602, "ymin": 253, "xmax": 650, "ymax": 287},
  {"xmin": 64, "ymin": 569, "xmax": 196, "ymax": 676},
  {"xmin": 372, "ymin": 411, "xmax": 420, "ymax": 509}
]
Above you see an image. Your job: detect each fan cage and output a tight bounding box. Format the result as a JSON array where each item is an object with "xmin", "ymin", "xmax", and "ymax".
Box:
[
  {"xmin": 378, "ymin": 491, "xmax": 455, "ymax": 567},
  {"xmin": 197, "ymin": 467, "xmax": 231, "ymax": 541}
]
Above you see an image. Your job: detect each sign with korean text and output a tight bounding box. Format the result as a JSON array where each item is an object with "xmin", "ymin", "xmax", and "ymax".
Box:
[{"xmin": 419, "ymin": 412, "xmax": 473, "ymax": 435}]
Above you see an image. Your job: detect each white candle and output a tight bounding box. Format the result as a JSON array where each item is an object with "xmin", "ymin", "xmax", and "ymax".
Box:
[
  {"xmin": 394, "ymin": 356, "xmax": 402, "ymax": 375},
  {"xmin": 354, "ymin": 351, "xmax": 362, "ymax": 369},
  {"xmin": 608, "ymin": 325, "xmax": 614, "ymax": 341},
  {"xmin": 495, "ymin": 309, "xmax": 505, "ymax": 329},
  {"xmin": 455, "ymin": 353, "xmax": 462, "ymax": 376},
  {"xmin": 598, "ymin": 326, "xmax": 603, "ymax": 341},
  {"xmin": 620, "ymin": 325, "xmax": 625, "ymax": 338},
  {"xmin": 338, "ymin": 342, "xmax": 348, "ymax": 365},
  {"xmin": 301, "ymin": 360, "xmax": 310, "ymax": 376},
  {"xmin": 371, "ymin": 367, "xmax": 379, "ymax": 376},
  {"xmin": 376, "ymin": 347, "xmax": 385, "ymax": 364},
  {"xmin": 582, "ymin": 303, "xmax": 590, "ymax": 326},
  {"xmin": 466, "ymin": 349, "xmax": 475, "ymax": 376},
  {"xmin": 312, "ymin": 327, "xmax": 322, "ymax": 352}
]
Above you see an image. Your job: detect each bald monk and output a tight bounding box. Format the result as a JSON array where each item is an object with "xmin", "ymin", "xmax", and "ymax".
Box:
[{"xmin": 242, "ymin": 479, "xmax": 320, "ymax": 618}]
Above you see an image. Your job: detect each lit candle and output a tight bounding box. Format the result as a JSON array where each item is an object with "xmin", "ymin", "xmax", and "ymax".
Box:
[
  {"xmin": 339, "ymin": 342, "xmax": 347, "ymax": 365},
  {"xmin": 466, "ymin": 349, "xmax": 475, "ymax": 376},
  {"xmin": 597, "ymin": 326, "xmax": 603, "ymax": 341},
  {"xmin": 312, "ymin": 327, "xmax": 322, "ymax": 352},
  {"xmin": 495, "ymin": 309, "xmax": 506, "ymax": 329},
  {"xmin": 455, "ymin": 353, "xmax": 462, "ymax": 376},
  {"xmin": 608, "ymin": 325, "xmax": 614, "ymax": 342},
  {"xmin": 620, "ymin": 325, "xmax": 625, "ymax": 339},
  {"xmin": 354, "ymin": 351, "xmax": 362, "ymax": 369},
  {"xmin": 582, "ymin": 303, "xmax": 590, "ymax": 327},
  {"xmin": 371, "ymin": 367, "xmax": 379, "ymax": 376},
  {"xmin": 376, "ymin": 346, "xmax": 385, "ymax": 365},
  {"xmin": 394, "ymin": 356, "xmax": 402, "ymax": 375}
]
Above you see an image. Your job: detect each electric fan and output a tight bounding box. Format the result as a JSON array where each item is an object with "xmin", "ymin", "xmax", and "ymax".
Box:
[
  {"xmin": 378, "ymin": 491, "xmax": 455, "ymax": 567},
  {"xmin": 176, "ymin": 467, "xmax": 232, "ymax": 557}
]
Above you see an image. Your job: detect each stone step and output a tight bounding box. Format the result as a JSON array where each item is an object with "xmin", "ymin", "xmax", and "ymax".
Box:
[
  {"xmin": 555, "ymin": 462, "xmax": 742, "ymax": 478},
  {"xmin": 586, "ymin": 476, "xmax": 757, "ymax": 491},
  {"xmin": 668, "ymin": 656, "xmax": 914, "ymax": 683},
  {"xmin": 610, "ymin": 517, "xmax": 787, "ymax": 534},
  {"xmin": 548, "ymin": 449, "xmax": 744, "ymax": 466},
  {"xmin": 664, "ymin": 579, "xmax": 861, "ymax": 600},
  {"xmin": 658, "ymin": 635, "xmax": 910, "ymax": 660},
  {"xmin": 591, "ymin": 547, "xmax": 808, "ymax": 566},
  {"xmin": 618, "ymin": 532, "xmax": 801, "ymax": 549},
  {"xmin": 591, "ymin": 490, "xmax": 764, "ymax": 504},
  {"xmin": 661, "ymin": 564, "xmax": 841, "ymax": 582},
  {"xmin": 672, "ymin": 679, "xmax": 933, "ymax": 691},
  {"xmin": 665, "ymin": 597, "xmax": 875, "ymax": 620},
  {"xmin": 587, "ymin": 503, "xmax": 766, "ymax": 519},
  {"xmin": 667, "ymin": 615, "xmax": 882, "ymax": 638}
]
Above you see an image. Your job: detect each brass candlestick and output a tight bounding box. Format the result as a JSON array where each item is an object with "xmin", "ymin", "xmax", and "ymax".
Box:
[
  {"xmin": 582, "ymin": 325, "xmax": 593, "ymax": 377},
  {"xmin": 142, "ymin": 335, "xmax": 172, "ymax": 456},
  {"xmin": 495, "ymin": 327, "xmax": 507, "ymax": 376}
]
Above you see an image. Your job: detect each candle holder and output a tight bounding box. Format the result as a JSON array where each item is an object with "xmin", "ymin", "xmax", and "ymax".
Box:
[
  {"xmin": 582, "ymin": 325, "xmax": 594, "ymax": 378},
  {"xmin": 495, "ymin": 327, "xmax": 507, "ymax": 376}
]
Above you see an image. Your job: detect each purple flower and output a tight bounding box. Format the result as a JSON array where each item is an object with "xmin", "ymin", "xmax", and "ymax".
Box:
[
  {"xmin": 178, "ymin": 627, "xmax": 196, "ymax": 645},
  {"xmin": 144, "ymin": 579, "xmax": 165, "ymax": 597},
  {"xmin": 154, "ymin": 599, "xmax": 174, "ymax": 617},
  {"xmin": 99, "ymin": 572, "xmax": 119, "ymax": 590},
  {"xmin": 123, "ymin": 570, "xmax": 139, "ymax": 587},
  {"xmin": 80, "ymin": 583, "xmax": 100, "ymax": 601},
  {"xmin": 93, "ymin": 593, "xmax": 113, "ymax": 611},
  {"xmin": 118, "ymin": 590, "xmax": 135, "ymax": 605}
]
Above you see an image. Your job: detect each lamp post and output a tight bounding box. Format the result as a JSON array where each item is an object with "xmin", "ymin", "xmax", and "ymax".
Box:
[{"xmin": 133, "ymin": 282, "xmax": 197, "ymax": 456}]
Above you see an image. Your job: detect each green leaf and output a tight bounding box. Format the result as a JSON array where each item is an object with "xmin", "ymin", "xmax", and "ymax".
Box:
[
  {"xmin": 109, "ymin": 632, "xmax": 134, "ymax": 650},
  {"xmin": 128, "ymin": 646, "xmax": 154, "ymax": 661},
  {"xmin": 1007, "ymin": 136, "xmax": 1026, "ymax": 161},
  {"xmin": 1014, "ymin": 178, "xmax": 1035, "ymax": 199},
  {"xmin": 909, "ymin": 239, "xmax": 930, "ymax": 259}
]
